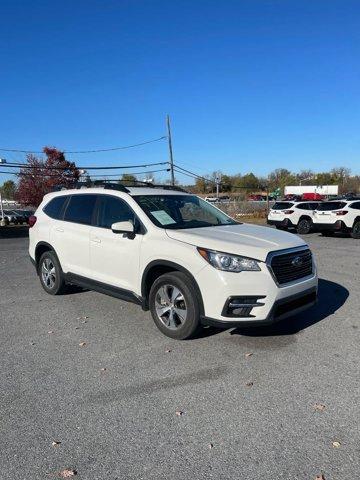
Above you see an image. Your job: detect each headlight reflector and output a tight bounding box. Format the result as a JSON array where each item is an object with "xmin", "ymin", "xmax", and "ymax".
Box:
[{"xmin": 198, "ymin": 248, "xmax": 261, "ymax": 272}]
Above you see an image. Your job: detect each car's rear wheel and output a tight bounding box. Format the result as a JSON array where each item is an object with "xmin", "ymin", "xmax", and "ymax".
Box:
[
  {"xmin": 149, "ymin": 271, "xmax": 201, "ymax": 340},
  {"xmin": 351, "ymin": 220, "xmax": 360, "ymax": 239},
  {"xmin": 297, "ymin": 218, "xmax": 312, "ymax": 234},
  {"xmin": 38, "ymin": 251, "xmax": 66, "ymax": 295}
]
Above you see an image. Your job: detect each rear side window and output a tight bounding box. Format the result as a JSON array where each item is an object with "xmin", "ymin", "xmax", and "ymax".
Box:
[
  {"xmin": 272, "ymin": 202, "xmax": 294, "ymax": 210},
  {"xmin": 316, "ymin": 202, "xmax": 346, "ymax": 211},
  {"xmin": 43, "ymin": 196, "xmax": 68, "ymax": 219},
  {"xmin": 308, "ymin": 203, "xmax": 319, "ymax": 210},
  {"xmin": 64, "ymin": 194, "xmax": 97, "ymax": 225},
  {"xmin": 97, "ymin": 195, "xmax": 135, "ymax": 229}
]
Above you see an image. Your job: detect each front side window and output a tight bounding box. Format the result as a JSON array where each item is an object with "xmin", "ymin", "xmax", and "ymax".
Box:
[
  {"xmin": 133, "ymin": 194, "xmax": 237, "ymax": 229},
  {"xmin": 64, "ymin": 194, "xmax": 97, "ymax": 225},
  {"xmin": 43, "ymin": 196, "xmax": 68, "ymax": 219},
  {"xmin": 296, "ymin": 203, "xmax": 309, "ymax": 210},
  {"xmin": 97, "ymin": 196, "xmax": 136, "ymax": 229}
]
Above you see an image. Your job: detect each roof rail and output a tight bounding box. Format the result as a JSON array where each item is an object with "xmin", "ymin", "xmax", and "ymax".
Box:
[{"xmin": 51, "ymin": 180, "xmax": 188, "ymax": 194}]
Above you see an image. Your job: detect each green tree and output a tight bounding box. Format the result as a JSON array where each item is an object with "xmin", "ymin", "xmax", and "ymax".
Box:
[{"xmin": 0, "ymin": 180, "xmax": 16, "ymax": 199}]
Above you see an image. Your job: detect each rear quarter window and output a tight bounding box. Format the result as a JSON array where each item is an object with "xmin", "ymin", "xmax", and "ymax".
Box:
[
  {"xmin": 43, "ymin": 196, "xmax": 68, "ymax": 219},
  {"xmin": 272, "ymin": 202, "xmax": 294, "ymax": 210},
  {"xmin": 316, "ymin": 202, "xmax": 347, "ymax": 211}
]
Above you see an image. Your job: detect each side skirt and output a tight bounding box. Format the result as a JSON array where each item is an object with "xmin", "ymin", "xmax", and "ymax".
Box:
[{"xmin": 64, "ymin": 272, "xmax": 144, "ymax": 307}]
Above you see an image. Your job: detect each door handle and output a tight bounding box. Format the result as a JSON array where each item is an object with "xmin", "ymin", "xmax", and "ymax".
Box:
[
  {"xmin": 91, "ymin": 237, "xmax": 101, "ymax": 244},
  {"xmin": 55, "ymin": 227, "xmax": 64, "ymax": 232}
]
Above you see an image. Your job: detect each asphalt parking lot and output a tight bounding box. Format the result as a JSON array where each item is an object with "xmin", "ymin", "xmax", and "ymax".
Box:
[{"xmin": 1, "ymin": 227, "xmax": 359, "ymax": 480}]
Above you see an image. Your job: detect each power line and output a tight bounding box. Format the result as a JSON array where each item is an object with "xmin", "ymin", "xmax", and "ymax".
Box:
[
  {"xmin": 0, "ymin": 168, "xmax": 169, "ymax": 178},
  {"xmin": 0, "ymin": 161, "xmax": 169, "ymax": 171},
  {"xmin": 0, "ymin": 136, "xmax": 167, "ymax": 154}
]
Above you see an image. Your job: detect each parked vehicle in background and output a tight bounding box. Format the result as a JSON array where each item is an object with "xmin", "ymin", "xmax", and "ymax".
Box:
[
  {"xmin": 3, "ymin": 210, "xmax": 20, "ymax": 224},
  {"xmin": 267, "ymin": 201, "xmax": 320, "ymax": 234},
  {"xmin": 301, "ymin": 193, "xmax": 324, "ymax": 201},
  {"xmin": 29, "ymin": 183, "xmax": 317, "ymax": 340},
  {"xmin": 12, "ymin": 210, "xmax": 28, "ymax": 224},
  {"xmin": 313, "ymin": 198, "xmax": 360, "ymax": 238},
  {"xmin": 0, "ymin": 212, "xmax": 10, "ymax": 225},
  {"xmin": 205, "ymin": 196, "xmax": 219, "ymax": 203},
  {"xmin": 15, "ymin": 210, "xmax": 34, "ymax": 224}
]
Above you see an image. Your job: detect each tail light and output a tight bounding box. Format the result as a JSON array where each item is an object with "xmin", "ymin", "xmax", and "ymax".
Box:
[
  {"xmin": 28, "ymin": 215, "xmax": 37, "ymax": 227},
  {"xmin": 334, "ymin": 210, "xmax": 348, "ymax": 216},
  {"xmin": 284, "ymin": 210, "xmax": 294, "ymax": 214}
]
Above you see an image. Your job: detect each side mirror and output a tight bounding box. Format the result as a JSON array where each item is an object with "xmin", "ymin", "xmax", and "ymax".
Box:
[{"xmin": 111, "ymin": 220, "xmax": 135, "ymax": 237}]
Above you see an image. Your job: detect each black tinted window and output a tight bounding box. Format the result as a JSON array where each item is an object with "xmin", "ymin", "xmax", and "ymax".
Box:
[
  {"xmin": 296, "ymin": 203, "xmax": 309, "ymax": 210},
  {"xmin": 316, "ymin": 202, "xmax": 346, "ymax": 211},
  {"xmin": 308, "ymin": 203, "xmax": 319, "ymax": 210},
  {"xmin": 64, "ymin": 194, "xmax": 97, "ymax": 225},
  {"xmin": 272, "ymin": 202, "xmax": 294, "ymax": 210},
  {"xmin": 43, "ymin": 196, "xmax": 68, "ymax": 219},
  {"xmin": 98, "ymin": 196, "xmax": 135, "ymax": 229},
  {"xmin": 350, "ymin": 202, "xmax": 360, "ymax": 210}
]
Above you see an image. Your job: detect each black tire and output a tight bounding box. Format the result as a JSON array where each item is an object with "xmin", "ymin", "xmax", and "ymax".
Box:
[
  {"xmin": 38, "ymin": 250, "xmax": 67, "ymax": 295},
  {"xmin": 321, "ymin": 231, "xmax": 335, "ymax": 237},
  {"xmin": 149, "ymin": 271, "xmax": 202, "ymax": 340},
  {"xmin": 351, "ymin": 220, "xmax": 360, "ymax": 239},
  {"xmin": 297, "ymin": 218, "xmax": 312, "ymax": 234}
]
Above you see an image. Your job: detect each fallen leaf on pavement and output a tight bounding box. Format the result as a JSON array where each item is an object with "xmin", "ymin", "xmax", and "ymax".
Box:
[
  {"xmin": 332, "ymin": 441, "xmax": 341, "ymax": 448},
  {"xmin": 58, "ymin": 469, "xmax": 77, "ymax": 477},
  {"xmin": 165, "ymin": 348, "xmax": 172, "ymax": 353},
  {"xmin": 52, "ymin": 441, "xmax": 61, "ymax": 447},
  {"xmin": 48, "ymin": 331, "xmax": 54, "ymax": 334},
  {"xmin": 79, "ymin": 342, "xmax": 87, "ymax": 347},
  {"xmin": 314, "ymin": 403, "xmax": 326, "ymax": 411},
  {"xmin": 245, "ymin": 352, "xmax": 253, "ymax": 358},
  {"xmin": 208, "ymin": 443, "xmax": 214, "ymax": 449},
  {"xmin": 245, "ymin": 382, "xmax": 254, "ymax": 387},
  {"xmin": 81, "ymin": 320, "xmax": 87, "ymax": 324},
  {"xmin": 100, "ymin": 368, "xmax": 107, "ymax": 372},
  {"xmin": 175, "ymin": 410, "xmax": 184, "ymax": 416}
]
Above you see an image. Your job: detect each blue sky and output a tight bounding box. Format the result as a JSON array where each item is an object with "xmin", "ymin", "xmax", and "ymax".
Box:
[{"xmin": 0, "ymin": 0, "xmax": 359, "ymax": 184}]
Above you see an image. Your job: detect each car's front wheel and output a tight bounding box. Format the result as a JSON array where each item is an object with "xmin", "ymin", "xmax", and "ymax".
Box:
[
  {"xmin": 38, "ymin": 251, "xmax": 66, "ymax": 295},
  {"xmin": 149, "ymin": 271, "xmax": 201, "ymax": 340}
]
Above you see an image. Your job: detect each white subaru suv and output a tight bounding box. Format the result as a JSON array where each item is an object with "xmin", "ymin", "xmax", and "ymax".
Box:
[
  {"xmin": 267, "ymin": 201, "xmax": 320, "ymax": 234},
  {"xmin": 29, "ymin": 183, "xmax": 318, "ymax": 339},
  {"xmin": 313, "ymin": 198, "xmax": 360, "ymax": 238}
]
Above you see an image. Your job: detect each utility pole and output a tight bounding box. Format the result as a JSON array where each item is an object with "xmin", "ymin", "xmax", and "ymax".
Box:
[
  {"xmin": 166, "ymin": 115, "xmax": 175, "ymax": 186},
  {"xmin": 216, "ymin": 173, "xmax": 222, "ymax": 199}
]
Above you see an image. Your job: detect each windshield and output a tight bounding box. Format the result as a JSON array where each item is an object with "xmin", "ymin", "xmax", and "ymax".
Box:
[
  {"xmin": 133, "ymin": 194, "xmax": 238, "ymax": 229},
  {"xmin": 316, "ymin": 202, "xmax": 346, "ymax": 211}
]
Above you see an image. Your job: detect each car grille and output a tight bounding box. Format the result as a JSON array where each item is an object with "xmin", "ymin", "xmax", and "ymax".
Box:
[{"xmin": 269, "ymin": 248, "xmax": 313, "ymax": 285}]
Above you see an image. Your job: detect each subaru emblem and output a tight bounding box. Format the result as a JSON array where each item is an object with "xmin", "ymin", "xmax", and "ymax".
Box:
[{"xmin": 292, "ymin": 256, "xmax": 303, "ymax": 267}]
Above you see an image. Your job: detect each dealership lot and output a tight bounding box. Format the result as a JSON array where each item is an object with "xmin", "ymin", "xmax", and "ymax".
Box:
[{"xmin": 1, "ymin": 228, "xmax": 359, "ymax": 480}]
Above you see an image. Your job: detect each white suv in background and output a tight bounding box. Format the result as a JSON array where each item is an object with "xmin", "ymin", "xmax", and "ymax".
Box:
[
  {"xmin": 29, "ymin": 183, "xmax": 318, "ymax": 340},
  {"xmin": 267, "ymin": 201, "xmax": 320, "ymax": 234},
  {"xmin": 313, "ymin": 198, "xmax": 360, "ymax": 238}
]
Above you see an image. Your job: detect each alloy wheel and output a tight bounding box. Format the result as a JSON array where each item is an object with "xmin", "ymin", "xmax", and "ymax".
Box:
[
  {"xmin": 155, "ymin": 284, "xmax": 187, "ymax": 330},
  {"xmin": 41, "ymin": 258, "xmax": 56, "ymax": 289}
]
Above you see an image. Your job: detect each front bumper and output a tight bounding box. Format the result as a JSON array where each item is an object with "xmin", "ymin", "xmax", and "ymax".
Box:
[
  {"xmin": 195, "ymin": 255, "xmax": 318, "ymax": 324},
  {"xmin": 201, "ymin": 287, "xmax": 317, "ymax": 328}
]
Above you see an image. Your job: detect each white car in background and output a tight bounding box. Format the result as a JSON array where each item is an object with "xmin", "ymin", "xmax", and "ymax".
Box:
[
  {"xmin": 267, "ymin": 201, "xmax": 320, "ymax": 234},
  {"xmin": 313, "ymin": 198, "xmax": 360, "ymax": 238}
]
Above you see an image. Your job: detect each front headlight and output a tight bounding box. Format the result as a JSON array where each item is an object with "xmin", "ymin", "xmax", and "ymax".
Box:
[{"xmin": 197, "ymin": 248, "xmax": 261, "ymax": 272}]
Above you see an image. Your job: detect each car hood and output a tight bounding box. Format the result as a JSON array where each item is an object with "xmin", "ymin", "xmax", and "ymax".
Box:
[{"xmin": 165, "ymin": 223, "xmax": 307, "ymax": 262}]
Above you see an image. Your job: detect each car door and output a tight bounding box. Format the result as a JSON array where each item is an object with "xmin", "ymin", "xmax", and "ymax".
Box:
[
  {"xmin": 89, "ymin": 195, "xmax": 144, "ymax": 292},
  {"xmin": 50, "ymin": 194, "xmax": 97, "ymax": 277}
]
